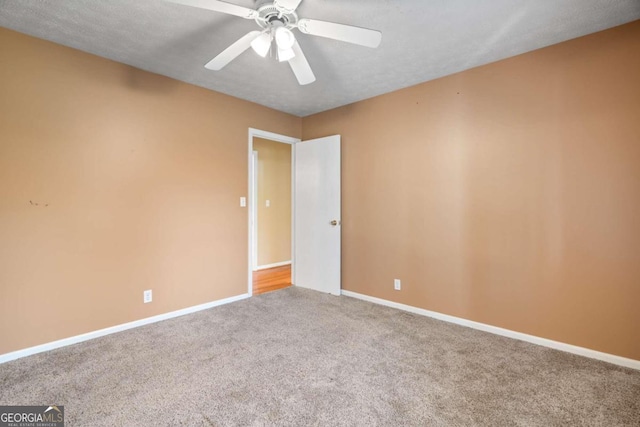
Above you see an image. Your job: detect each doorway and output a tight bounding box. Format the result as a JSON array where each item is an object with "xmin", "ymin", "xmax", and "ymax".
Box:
[{"xmin": 248, "ymin": 129, "xmax": 299, "ymax": 296}]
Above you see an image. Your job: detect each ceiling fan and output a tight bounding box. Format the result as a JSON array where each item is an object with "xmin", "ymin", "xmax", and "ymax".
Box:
[{"xmin": 167, "ymin": 0, "xmax": 382, "ymax": 85}]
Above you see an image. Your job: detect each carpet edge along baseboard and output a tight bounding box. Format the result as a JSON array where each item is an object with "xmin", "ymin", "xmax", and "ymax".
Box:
[
  {"xmin": 341, "ymin": 290, "xmax": 640, "ymax": 371},
  {"xmin": 0, "ymin": 293, "xmax": 250, "ymax": 364}
]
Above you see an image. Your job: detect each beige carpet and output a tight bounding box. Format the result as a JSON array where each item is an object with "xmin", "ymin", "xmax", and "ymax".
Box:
[{"xmin": 1, "ymin": 287, "xmax": 638, "ymax": 426}]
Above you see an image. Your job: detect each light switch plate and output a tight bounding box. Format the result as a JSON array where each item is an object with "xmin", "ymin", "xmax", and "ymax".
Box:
[{"xmin": 240, "ymin": 197, "xmax": 246, "ymax": 207}]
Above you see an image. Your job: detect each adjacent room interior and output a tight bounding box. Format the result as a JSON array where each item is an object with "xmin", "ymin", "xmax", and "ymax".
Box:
[
  {"xmin": 1, "ymin": 1, "xmax": 639, "ymax": 425},
  {"xmin": 251, "ymin": 137, "xmax": 293, "ymax": 295}
]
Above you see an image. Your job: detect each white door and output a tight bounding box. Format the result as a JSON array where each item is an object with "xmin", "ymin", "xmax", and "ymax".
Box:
[{"xmin": 294, "ymin": 135, "xmax": 341, "ymax": 296}]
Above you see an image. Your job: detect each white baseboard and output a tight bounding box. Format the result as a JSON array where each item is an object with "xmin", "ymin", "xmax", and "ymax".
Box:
[
  {"xmin": 0, "ymin": 293, "xmax": 250, "ymax": 365},
  {"xmin": 341, "ymin": 290, "xmax": 640, "ymax": 371},
  {"xmin": 254, "ymin": 260, "xmax": 292, "ymax": 271}
]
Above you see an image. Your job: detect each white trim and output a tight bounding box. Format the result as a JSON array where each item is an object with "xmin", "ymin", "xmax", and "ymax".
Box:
[
  {"xmin": 251, "ymin": 150, "xmax": 259, "ymax": 270},
  {"xmin": 290, "ymin": 143, "xmax": 296, "ymax": 285},
  {"xmin": 248, "ymin": 128, "xmax": 299, "ymax": 296},
  {"xmin": 249, "ymin": 128, "xmax": 300, "ymax": 145},
  {"xmin": 254, "ymin": 260, "xmax": 292, "ymax": 271},
  {"xmin": 341, "ymin": 290, "xmax": 640, "ymax": 371},
  {"xmin": 0, "ymin": 293, "xmax": 249, "ymax": 364}
]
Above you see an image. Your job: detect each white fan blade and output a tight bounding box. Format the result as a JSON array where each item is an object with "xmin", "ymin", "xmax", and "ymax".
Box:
[
  {"xmin": 167, "ymin": 0, "xmax": 257, "ymax": 19},
  {"xmin": 274, "ymin": 0, "xmax": 303, "ymax": 13},
  {"xmin": 205, "ymin": 31, "xmax": 261, "ymax": 70},
  {"xmin": 297, "ymin": 18, "xmax": 382, "ymax": 48},
  {"xmin": 288, "ymin": 40, "xmax": 315, "ymax": 85}
]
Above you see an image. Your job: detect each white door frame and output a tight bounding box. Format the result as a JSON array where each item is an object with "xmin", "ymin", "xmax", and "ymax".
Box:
[
  {"xmin": 248, "ymin": 128, "xmax": 300, "ymax": 296},
  {"xmin": 251, "ymin": 150, "xmax": 258, "ymax": 270}
]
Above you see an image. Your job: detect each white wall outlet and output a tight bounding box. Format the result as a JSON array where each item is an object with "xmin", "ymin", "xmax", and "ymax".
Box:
[
  {"xmin": 143, "ymin": 289, "xmax": 152, "ymax": 303},
  {"xmin": 394, "ymin": 279, "xmax": 401, "ymax": 291},
  {"xmin": 240, "ymin": 197, "xmax": 247, "ymax": 207},
  {"xmin": 266, "ymin": 199, "xmax": 270, "ymax": 207}
]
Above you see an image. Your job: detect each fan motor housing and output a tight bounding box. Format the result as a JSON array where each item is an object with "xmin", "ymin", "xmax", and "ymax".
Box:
[{"xmin": 255, "ymin": 2, "xmax": 298, "ymax": 29}]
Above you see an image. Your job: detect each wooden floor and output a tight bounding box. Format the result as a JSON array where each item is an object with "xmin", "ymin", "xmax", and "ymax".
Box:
[{"xmin": 253, "ymin": 265, "xmax": 292, "ymax": 295}]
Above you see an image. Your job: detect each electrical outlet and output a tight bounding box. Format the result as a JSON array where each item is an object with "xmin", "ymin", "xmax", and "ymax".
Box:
[
  {"xmin": 143, "ymin": 289, "xmax": 152, "ymax": 303},
  {"xmin": 394, "ymin": 279, "xmax": 401, "ymax": 291}
]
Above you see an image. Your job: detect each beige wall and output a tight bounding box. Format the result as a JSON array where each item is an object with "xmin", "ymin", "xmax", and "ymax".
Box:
[
  {"xmin": 253, "ymin": 138, "xmax": 292, "ymax": 267},
  {"xmin": 302, "ymin": 21, "xmax": 640, "ymax": 360},
  {"xmin": 0, "ymin": 28, "xmax": 301, "ymax": 355},
  {"xmin": 2, "ymin": 21, "xmax": 640, "ymax": 361}
]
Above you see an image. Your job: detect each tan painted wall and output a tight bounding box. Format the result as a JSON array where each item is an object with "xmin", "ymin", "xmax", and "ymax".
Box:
[
  {"xmin": 302, "ymin": 21, "xmax": 640, "ymax": 360},
  {"xmin": 253, "ymin": 138, "xmax": 292, "ymax": 267},
  {"xmin": 0, "ymin": 28, "xmax": 301, "ymax": 355},
  {"xmin": 2, "ymin": 20, "xmax": 639, "ymax": 361}
]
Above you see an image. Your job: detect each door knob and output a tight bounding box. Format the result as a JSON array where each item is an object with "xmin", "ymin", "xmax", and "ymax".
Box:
[{"xmin": 330, "ymin": 220, "xmax": 340, "ymax": 226}]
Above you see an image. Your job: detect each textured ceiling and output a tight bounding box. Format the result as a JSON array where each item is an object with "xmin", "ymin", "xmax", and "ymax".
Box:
[{"xmin": 1, "ymin": 0, "xmax": 639, "ymax": 116}]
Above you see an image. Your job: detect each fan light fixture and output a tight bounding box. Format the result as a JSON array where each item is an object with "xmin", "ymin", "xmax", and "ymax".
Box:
[
  {"xmin": 275, "ymin": 27, "xmax": 295, "ymax": 62},
  {"xmin": 250, "ymin": 32, "xmax": 272, "ymax": 57},
  {"xmin": 275, "ymin": 27, "xmax": 295, "ymax": 49},
  {"xmin": 278, "ymin": 47, "xmax": 295, "ymax": 62}
]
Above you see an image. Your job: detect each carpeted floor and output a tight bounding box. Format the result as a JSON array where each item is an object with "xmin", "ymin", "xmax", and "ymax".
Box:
[{"xmin": 1, "ymin": 287, "xmax": 639, "ymax": 426}]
